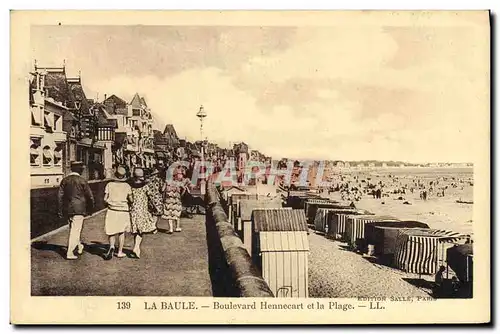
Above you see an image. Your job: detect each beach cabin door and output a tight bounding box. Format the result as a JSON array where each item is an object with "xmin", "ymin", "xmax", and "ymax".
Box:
[{"xmin": 259, "ymin": 231, "xmax": 309, "ymax": 298}]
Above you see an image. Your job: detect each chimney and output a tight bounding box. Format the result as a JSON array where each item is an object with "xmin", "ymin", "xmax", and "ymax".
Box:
[{"xmin": 104, "ymin": 94, "xmax": 107, "ymax": 101}]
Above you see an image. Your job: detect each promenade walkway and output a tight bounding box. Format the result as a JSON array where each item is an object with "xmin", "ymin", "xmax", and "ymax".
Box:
[{"xmin": 31, "ymin": 211, "xmax": 213, "ymax": 296}]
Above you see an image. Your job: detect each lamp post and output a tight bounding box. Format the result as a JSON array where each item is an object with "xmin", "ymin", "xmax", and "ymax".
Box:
[{"xmin": 196, "ymin": 105, "xmax": 207, "ymax": 193}]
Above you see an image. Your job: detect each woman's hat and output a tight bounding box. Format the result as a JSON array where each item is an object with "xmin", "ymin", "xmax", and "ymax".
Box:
[{"xmin": 115, "ymin": 166, "xmax": 127, "ymax": 180}]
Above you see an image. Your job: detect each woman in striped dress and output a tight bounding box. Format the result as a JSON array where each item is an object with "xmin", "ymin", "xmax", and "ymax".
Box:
[{"xmin": 162, "ymin": 169, "xmax": 185, "ymax": 233}]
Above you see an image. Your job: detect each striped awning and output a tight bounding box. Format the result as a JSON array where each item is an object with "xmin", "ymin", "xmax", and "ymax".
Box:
[
  {"xmin": 327, "ymin": 210, "xmax": 366, "ymax": 239},
  {"xmin": 344, "ymin": 215, "xmax": 399, "ymax": 248},
  {"xmin": 394, "ymin": 229, "xmax": 471, "ymax": 274},
  {"xmin": 30, "ymin": 147, "xmax": 39, "ymax": 156}
]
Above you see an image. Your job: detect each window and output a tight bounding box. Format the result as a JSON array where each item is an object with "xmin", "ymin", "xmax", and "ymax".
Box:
[
  {"xmin": 54, "ymin": 114, "xmax": 62, "ymax": 131},
  {"xmin": 30, "ymin": 138, "xmax": 41, "ymax": 166},
  {"xmin": 44, "ymin": 112, "xmax": 54, "ymax": 132},
  {"xmin": 54, "ymin": 144, "xmax": 63, "ymax": 165},
  {"xmin": 30, "ymin": 146, "xmax": 40, "ymax": 166},
  {"xmin": 31, "ymin": 107, "xmax": 42, "ymax": 126},
  {"xmin": 43, "ymin": 146, "xmax": 52, "ymax": 166}
]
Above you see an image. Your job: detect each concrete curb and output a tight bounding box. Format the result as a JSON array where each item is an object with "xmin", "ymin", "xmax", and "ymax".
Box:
[{"xmin": 30, "ymin": 208, "xmax": 107, "ymax": 243}]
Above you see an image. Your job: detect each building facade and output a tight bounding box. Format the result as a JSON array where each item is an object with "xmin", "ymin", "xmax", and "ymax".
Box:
[
  {"xmin": 102, "ymin": 93, "xmax": 156, "ymax": 173},
  {"xmin": 30, "ymin": 67, "xmax": 68, "ymax": 187}
]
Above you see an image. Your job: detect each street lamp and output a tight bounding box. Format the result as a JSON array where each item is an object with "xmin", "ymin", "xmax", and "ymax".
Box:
[
  {"xmin": 196, "ymin": 105, "xmax": 207, "ymax": 161},
  {"xmin": 196, "ymin": 105, "xmax": 207, "ymax": 193}
]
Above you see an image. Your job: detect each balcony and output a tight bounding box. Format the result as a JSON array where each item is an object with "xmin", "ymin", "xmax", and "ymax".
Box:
[
  {"xmin": 30, "ymin": 126, "xmax": 45, "ymax": 138},
  {"xmin": 52, "ymin": 131, "xmax": 67, "ymax": 143}
]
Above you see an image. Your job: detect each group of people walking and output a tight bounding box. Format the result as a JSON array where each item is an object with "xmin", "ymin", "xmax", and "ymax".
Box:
[{"xmin": 58, "ymin": 160, "xmax": 191, "ymax": 261}]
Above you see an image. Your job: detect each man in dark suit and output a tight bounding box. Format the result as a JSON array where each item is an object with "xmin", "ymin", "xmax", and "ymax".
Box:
[{"xmin": 58, "ymin": 161, "xmax": 95, "ymax": 260}]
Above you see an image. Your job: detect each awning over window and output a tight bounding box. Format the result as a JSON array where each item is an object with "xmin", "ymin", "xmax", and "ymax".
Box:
[
  {"xmin": 30, "ymin": 147, "xmax": 39, "ymax": 156},
  {"xmin": 31, "ymin": 108, "xmax": 42, "ymax": 125},
  {"xmin": 54, "ymin": 150, "xmax": 62, "ymax": 159},
  {"xmin": 43, "ymin": 149, "xmax": 52, "ymax": 159},
  {"xmin": 44, "ymin": 113, "xmax": 54, "ymax": 128},
  {"xmin": 156, "ymin": 152, "xmax": 166, "ymax": 158}
]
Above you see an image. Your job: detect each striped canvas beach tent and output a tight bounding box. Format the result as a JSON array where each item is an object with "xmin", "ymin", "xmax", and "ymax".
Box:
[
  {"xmin": 344, "ymin": 215, "xmax": 400, "ymax": 250},
  {"xmin": 286, "ymin": 191, "xmax": 320, "ymax": 209},
  {"xmin": 304, "ymin": 199, "xmax": 345, "ymax": 224},
  {"xmin": 329, "ymin": 210, "xmax": 372, "ymax": 241},
  {"xmin": 364, "ymin": 221, "xmax": 430, "ymax": 265},
  {"xmin": 313, "ymin": 208, "xmax": 330, "ymax": 233},
  {"xmin": 394, "ymin": 229, "xmax": 471, "ymax": 275},
  {"xmin": 447, "ymin": 243, "xmax": 473, "ymax": 283},
  {"xmin": 312, "ymin": 208, "xmax": 362, "ymax": 236}
]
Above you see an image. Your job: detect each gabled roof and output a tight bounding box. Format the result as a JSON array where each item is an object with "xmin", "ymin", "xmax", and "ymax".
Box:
[
  {"xmin": 140, "ymin": 97, "xmax": 147, "ymax": 107},
  {"xmin": 42, "ymin": 67, "xmax": 77, "ymax": 109},
  {"xmin": 163, "ymin": 124, "xmax": 180, "ymax": 146},
  {"xmin": 103, "ymin": 94, "xmax": 128, "ymax": 115},
  {"xmin": 67, "ymin": 78, "xmax": 90, "ymax": 115},
  {"xmin": 130, "ymin": 93, "xmax": 142, "ymax": 108},
  {"xmin": 90, "ymin": 103, "xmax": 118, "ymax": 128},
  {"xmin": 103, "ymin": 94, "xmax": 127, "ymax": 107}
]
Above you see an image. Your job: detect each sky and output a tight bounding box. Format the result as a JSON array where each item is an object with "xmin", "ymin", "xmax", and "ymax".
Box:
[{"xmin": 30, "ymin": 17, "xmax": 489, "ymax": 163}]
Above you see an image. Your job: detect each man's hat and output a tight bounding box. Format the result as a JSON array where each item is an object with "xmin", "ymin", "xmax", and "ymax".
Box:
[
  {"xmin": 115, "ymin": 166, "xmax": 127, "ymax": 180},
  {"xmin": 70, "ymin": 161, "xmax": 84, "ymax": 168}
]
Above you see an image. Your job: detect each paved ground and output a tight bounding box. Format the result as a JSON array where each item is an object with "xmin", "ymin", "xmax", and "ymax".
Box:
[{"xmin": 31, "ymin": 211, "xmax": 213, "ymax": 296}]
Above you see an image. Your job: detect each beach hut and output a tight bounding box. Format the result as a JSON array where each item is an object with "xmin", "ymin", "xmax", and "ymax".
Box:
[
  {"xmin": 229, "ymin": 193, "xmax": 258, "ymax": 225},
  {"xmin": 286, "ymin": 191, "xmax": 320, "ymax": 209},
  {"xmin": 238, "ymin": 198, "xmax": 283, "ymax": 254},
  {"xmin": 344, "ymin": 215, "xmax": 400, "ymax": 251},
  {"xmin": 304, "ymin": 198, "xmax": 343, "ymax": 224},
  {"xmin": 252, "ymin": 209, "xmax": 309, "ymax": 298},
  {"xmin": 394, "ymin": 229, "xmax": 471, "ymax": 275},
  {"xmin": 446, "ymin": 243, "xmax": 473, "ymax": 283},
  {"xmin": 313, "ymin": 207, "xmax": 356, "ymax": 234},
  {"xmin": 364, "ymin": 221, "xmax": 430, "ymax": 264},
  {"xmin": 327, "ymin": 210, "xmax": 371, "ymax": 241},
  {"xmin": 221, "ymin": 185, "xmax": 247, "ymax": 202}
]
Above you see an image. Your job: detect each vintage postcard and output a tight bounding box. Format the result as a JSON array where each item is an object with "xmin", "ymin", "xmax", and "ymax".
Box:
[{"xmin": 10, "ymin": 10, "xmax": 490, "ymax": 324}]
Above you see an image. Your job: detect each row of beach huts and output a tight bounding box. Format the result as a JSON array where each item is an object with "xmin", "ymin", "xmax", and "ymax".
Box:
[{"xmin": 219, "ymin": 185, "xmax": 473, "ymax": 299}]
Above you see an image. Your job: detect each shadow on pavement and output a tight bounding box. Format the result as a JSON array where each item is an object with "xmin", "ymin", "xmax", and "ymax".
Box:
[{"xmin": 31, "ymin": 241, "xmax": 67, "ymax": 259}]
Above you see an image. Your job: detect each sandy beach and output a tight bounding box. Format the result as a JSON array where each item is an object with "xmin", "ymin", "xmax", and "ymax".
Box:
[
  {"xmin": 308, "ymin": 231, "xmax": 431, "ymax": 298},
  {"xmin": 307, "ymin": 167, "xmax": 473, "ymax": 298},
  {"xmin": 324, "ymin": 167, "xmax": 474, "ymax": 235}
]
